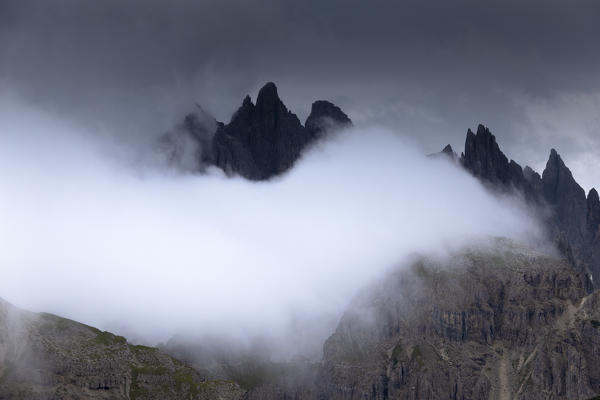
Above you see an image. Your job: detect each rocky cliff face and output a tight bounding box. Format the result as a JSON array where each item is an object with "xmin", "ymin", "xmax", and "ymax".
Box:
[
  {"xmin": 162, "ymin": 82, "xmax": 351, "ymax": 180},
  {"xmin": 236, "ymin": 242, "xmax": 600, "ymax": 400},
  {"xmin": 312, "ymin": 241, "xmax": 600, "ymax": 399},
  {"xmin": 0, "ymin": 299, "xmax": 244, "ymax": 400}
]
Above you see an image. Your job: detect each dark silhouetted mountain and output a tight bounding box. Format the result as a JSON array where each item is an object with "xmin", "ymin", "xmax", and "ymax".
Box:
[
  {"xmin": 164, "ymin": 82, "xmax": 351, "ymax": 180},
  {"xmin": 460, "ymin": 124, "xmax": 539, "ymax": 201},
  {"xmin": 212, "ymin": 82, "xmax": 310, "ymax": 180},
  {"xmin": 588, "ymin": 189, "xmax": 600, "ymax": 238},
  {"xmin": 457, "ymin": 124, "xmax": 600, "ymax": 286},
  {"xmin": 542, "ymin": 149, "xmax": 588, "ymax": 246},
  {"xmin": 305, "ymin": 100, "xmax": 352, "ymax": 138},
  {"xmin": 462, "ymin": 124, "xmax": 512, "ymax": 186},
  {"xmin": 523, "ymin": 165, "xmax": 543, "ymax": 193}
]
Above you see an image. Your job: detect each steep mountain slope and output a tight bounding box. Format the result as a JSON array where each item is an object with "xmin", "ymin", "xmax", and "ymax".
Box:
[
  {"xmin": 238, "ymin": 241, "xmax": 600, "ymax": 400},
  {"xmin": 0, "ymin": 299, "xmax": 244, "ymax": 400},
  {"xmin": 316, "ymin": 240, "xmax": 599, "ymax": 399}
]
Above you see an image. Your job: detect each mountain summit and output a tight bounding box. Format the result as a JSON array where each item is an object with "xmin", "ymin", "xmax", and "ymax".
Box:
[
  {"xmin": 456, "ymin": 125, "xmax": 599, "ymax": 287},
  {"xmin": 163, "ymin": 82, "xmax": 352, "ymax": 180}
]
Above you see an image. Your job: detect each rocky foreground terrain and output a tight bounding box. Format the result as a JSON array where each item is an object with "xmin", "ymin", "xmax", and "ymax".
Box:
[{"xmin": 0, "ymin": 299, "xmax": 244, "ymax": 400}]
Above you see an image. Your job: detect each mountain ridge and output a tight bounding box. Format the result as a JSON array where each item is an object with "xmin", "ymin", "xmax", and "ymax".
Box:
[{"xmin": 162, "ymin": 82, "xmax": 352, "ymax": 179}]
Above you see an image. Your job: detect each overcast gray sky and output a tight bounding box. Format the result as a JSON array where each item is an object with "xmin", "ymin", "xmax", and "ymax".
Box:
[{"xmin": 1, "ymin": 0, "xmax": 599, "ymax": 190}]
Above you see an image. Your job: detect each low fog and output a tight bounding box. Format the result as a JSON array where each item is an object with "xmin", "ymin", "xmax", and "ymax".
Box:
[{"xmin": 0, "ymin": 93, "xmax": 545, "ymax": 360}]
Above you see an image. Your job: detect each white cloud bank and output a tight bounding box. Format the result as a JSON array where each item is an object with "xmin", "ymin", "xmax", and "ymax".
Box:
[{"xmin": 0, "ymin": 94, "xmax": 544, "ymax": 358}]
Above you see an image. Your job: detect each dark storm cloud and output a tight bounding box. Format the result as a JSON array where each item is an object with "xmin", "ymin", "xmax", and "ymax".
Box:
[{"xmin": 1, "ymin": 0, "xmax": 599, "ymax": 187}]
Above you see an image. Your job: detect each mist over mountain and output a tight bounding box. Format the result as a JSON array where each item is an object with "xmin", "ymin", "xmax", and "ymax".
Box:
[
  {"xmin": 0, "ymin": 88, "xmax": 545, "ymax": 354},
  {"xmin": 1, "ymin": 1, "xmax": 600, "ymax": 399}
]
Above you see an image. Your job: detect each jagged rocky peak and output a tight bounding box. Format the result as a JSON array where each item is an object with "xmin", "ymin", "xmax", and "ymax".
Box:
[
  {"xmin": 462, "ymin": 124, "xmax": 511, "ymax": 185},
  {"xmin": 162, "ymin": 81, "xmax": 351, "ymax": 180},
  {"xmin": 461, "ymin": 124, "xmax": 533, "ymax": 195},
  {"xmin": 541, "ymin": 148, "xmax": 587, "ymax": 245},
  {"xmin": 305, "ymin": 100, "xmax": 352, "ymax": 138},
  {"xmin": 213, "ymin": 81, "xmax": 309, "ymax": 180},
  {"xmin": 253, "ymin": 81, "xmax": 300, "ymax": 132},
  {"xmin": 587, "ymin": 188, "xmax": 600, "ymax": 236},
  {"xmin": 211, "ymin": 82, "xmax": 351, "ymax": 180},
  {"xmin": 429, "ymin": 144, "xmax": 458, "ymax": 162},
  {"xmin": 542, "ymin": 149, "xmax": 582, "ymax": 202}
]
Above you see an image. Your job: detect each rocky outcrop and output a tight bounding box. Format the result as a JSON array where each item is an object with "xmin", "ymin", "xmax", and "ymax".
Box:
[
  {"xmin": 587, "ymin": 189, "xmax": 600, "ymax": 238},
  {"xmin": 315, "ymin": 241, "xmax": 600, "ymax": 399},
  {"xmin": 305, "ymin": 100, "xmax": 352, "ymax": 139},
  {"xmin": 462, "ymin": 124, "xmax": 512, "ymax": 186},
  {"xmin": 162, "ymin": 82, "xmax": 351, "ymax": 180},
  {"xmin": 0, "ymin": 298, "xmax": 244, "ymax": 400},
  {"xmin": 428, "ymin": 144, "xmax": 459, "ymax": 162},
  {"xmin": 212, "ymin": 82, "xmax": 310, "ymax": 180},
  {"xmin": 541, "ymin": 149, "xmax": 588, "ymax": 247},
  {"xmin": 523, "ymin": 165, "xmax": 543, "ymax": 193},
  {"xmin": 460, "ymin": 124, "xmax": 539, "ymax": 201}
]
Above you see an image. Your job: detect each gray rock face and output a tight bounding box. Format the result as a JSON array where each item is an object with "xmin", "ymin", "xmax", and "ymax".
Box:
[
  {"xmin": 542, "ymin": 149, "xmax": 588, "ymax": 247},
  {"xmin": 0, "ymin": 299, "xmax": 244, "ymax": 400},
  {"xmin": 460, "ymin": 125, "xmax": 539, "ymax": 201},
  {"xmin": 523, "ymin": 166, "xmax": 543, "ymax": 193},
  {"xmin": 462, "ymin": 124, "xmax": 513, "ymax": 186},
  {"xmin": 315, "ymin": 242, "xmax": 600, "ymax": 399},
  {"xmin": 212, "ymin": 82, "xmax": 310, "ymax": 180},
  {"xmin": 585, "ymin": 189, "xmax": 600, "ymax": 286},
  {"xmin": 587, "ymin": 189, "xmax": 600, "ymax": 239}
]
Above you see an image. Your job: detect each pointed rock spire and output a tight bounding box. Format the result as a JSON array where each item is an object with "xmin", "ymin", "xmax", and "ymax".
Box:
[
  {"xmin": 587, "ymin": 188, "xmax": 600, "ymax": 237},
  {"xmin": 460, "ymin": 124, "xmax": 535, "ymax": 195},
  {"xmin": 441, "ymin": 144, "xmax": 454, "ymax": 155},
  {"xmin": 462, "ymin": 124, "xmax": 511, "ymax": 185},
  {"xmin": 428, "ymin": 144, "xmax": 458, "ymax": 162},
  {"xmin": 541, "ymin": 148, "xmax": 587, "ymax": 245},
  {"xmin": 212, "ymin": 82, "xmax": 309, "ymax": 180}
]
